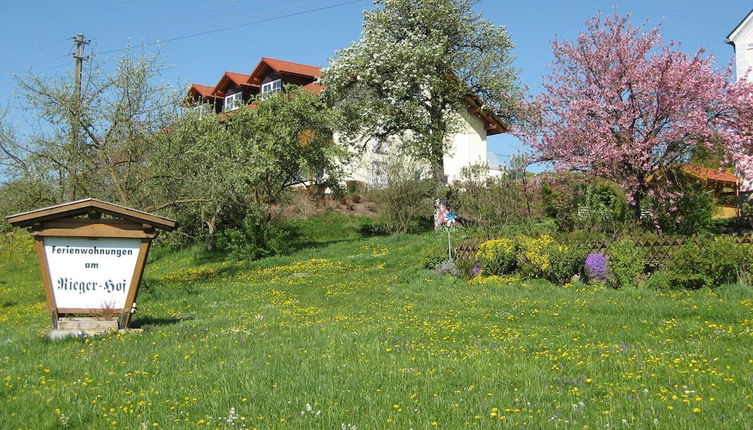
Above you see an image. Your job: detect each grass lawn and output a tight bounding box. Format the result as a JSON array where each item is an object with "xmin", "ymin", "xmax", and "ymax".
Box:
[{"xmin": 1, "ymin": 218, "xmax": 753, "ymax": 429}]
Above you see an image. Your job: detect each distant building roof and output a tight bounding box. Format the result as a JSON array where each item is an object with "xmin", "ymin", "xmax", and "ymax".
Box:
[
  {"xmin": 212, "ymin": 71, "xmax": 252, "ymax": 97},
  {"xmin": 303, "ymin": 82, "xmax": 325, "ymax": 93},
  {"xmin": 681, "ymin": 164, "xmax": 739, "ymax": 185},
  {"xmin": 186, "ymin": 57, "xmax": 509, "ymax": 134},
  {"xmin": 224, "ymin": 72, "xmax": 252, "ymax": 86},
  {"xmin": 248, "ymin": 57, "xmax": 323, "ymax": 86},
  {"xmin": 465, "ymin": 94, "xmax": 508, "ymax": 136},
  {"xmin": 188, "ymin": 83, "xmax": 215, "ymax": 99}
]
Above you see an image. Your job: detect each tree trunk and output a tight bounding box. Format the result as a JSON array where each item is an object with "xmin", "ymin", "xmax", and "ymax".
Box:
[
  {"xmin": 630, "ymin": 179, "xmax": 647, "ymax": 221},
  {"xmin": 205, "ymin": 205, "xmax": 222, "ymax": 252},
  {"xmin": 431, "ymin": 154, "xmax": 447, "ymax": 231},
  {"xmin": 432, "ymin": 159, "xmax": 445, "ymax": 192},
  {"xmin": 206, "ymin": 221, "xmax": 216, "ymax": 252}
]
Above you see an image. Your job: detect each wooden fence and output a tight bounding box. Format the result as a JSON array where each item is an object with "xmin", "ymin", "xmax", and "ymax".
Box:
[{"xmin": 453, "ymin": 234, "xmax": 753, "ymax": 268}]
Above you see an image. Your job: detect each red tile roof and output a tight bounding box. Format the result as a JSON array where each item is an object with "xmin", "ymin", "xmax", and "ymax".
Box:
[
  {"xmin": 303, "ymin": 82, "xmax": 325, "ymax": 93},
  {"xmin": 225, "ymin": 72, "xmax": 252, "ymax": 86},
  {"xmin": 681, "ymin": 164, "xmax": 739, "ymax": 185},
  {"xmin": 189, "ymin": 84, "xmax": 215, "ymax": 98},
  {"xmin": 263, "ymin": 57, "xmax": 322, "ymax": 77},
  {"xmin": 248, "ymin": 57, "xmax": 322, "ymax": 85},
  {"xmin": 211, "ymin": 71, "xmax": 252, "ymax": 97}
]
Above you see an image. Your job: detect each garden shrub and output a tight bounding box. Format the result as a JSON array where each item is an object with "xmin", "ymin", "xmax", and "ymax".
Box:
[
  {"xmin": 547, "ymin": 244, "xmax": 587, "ymax": 284},
  {"xmin": 641, "ymin": 271, "xmax": 672, "ymax": 290},
  {"xmin": 455, "ymin": 257, "xmax": 478, "ymax": 280},
  {"xmin": 454, "ymin": 165, "xmax": 540, "ymax": 236},
  {"xmin": 516, "ymin": 234, "xmax": 554, "ymax": 279},
  {"xmin": 471, "ymin": 234, "xmax": 586, "ymax": 284},
  {"xmin": 373, "ymin": 159, "xmax": 433, "ymax": 233},
  {"xmin": 607, "ymin": 238, "xmax": 645, "ymax": 288},
  {"xmin": 422, "ymin": 242, "xmax": 449, "ymax": 269},
  {"xmin": 542, "ymin": 175, "xmax": 629, "ymax": 233},
  {"xmin": 664, "ymin": 236, "xmax": 751, "ymax": 289},
  {"xmin": 220, "ymin": 211, "xmax": 299, "ymax": 261},
  {"xmin": 475, "ymin": 238, "xmax": 516, "ymax": 275},
  {"xmin": 642, "ymin": 182, "xmax": 715, "ymax": 235}
]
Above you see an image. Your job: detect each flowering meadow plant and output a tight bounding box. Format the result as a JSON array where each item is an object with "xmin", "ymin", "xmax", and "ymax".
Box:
[
  {"xmin": 584, "ymin": 253, "xmax": 609, "ymax": 283},
  {"xmin": 475, "ymin": 238, "xmax": 516, "ymax": 275},
  {"xmin": 516, "ymin": 234, "xmax": 554, "ymax": 279}
]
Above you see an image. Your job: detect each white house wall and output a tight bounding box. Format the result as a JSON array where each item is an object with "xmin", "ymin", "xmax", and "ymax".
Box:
[
  {"xmin": 730, "ymin": 13, "xmax": 753, "ymax": 82},
  {"xmin": 728, "ymin": 11, "xmax": 753, "ymax": 191},
  {"xmin": 339, "ymin": 109, "xmax": 496, "ymax": 187},
  {"xmin": 443, "ymin": 110, "xmax": 490, "ymax": 183}
]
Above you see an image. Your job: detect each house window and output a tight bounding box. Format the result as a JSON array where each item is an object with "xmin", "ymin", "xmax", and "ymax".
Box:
[
  {"xmin": 261, "ymin": 79, "xmax": 282, "ymax": 95},
  {"xmin": 224, "ymin": 92, "xmax": 244, "ymax": 112}
]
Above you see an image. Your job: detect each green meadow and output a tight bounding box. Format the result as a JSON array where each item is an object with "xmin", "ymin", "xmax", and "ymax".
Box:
[{"xmin": 1, "ymin": 216, "xmax": 753, "ymax": 429}]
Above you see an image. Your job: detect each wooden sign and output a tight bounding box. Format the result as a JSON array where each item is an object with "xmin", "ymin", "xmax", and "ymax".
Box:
[{"xmin": 6, "ymin": 199, "xmax": 176, "ymax": 331}]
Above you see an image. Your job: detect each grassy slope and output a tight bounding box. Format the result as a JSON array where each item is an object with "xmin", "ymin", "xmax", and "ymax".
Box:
[{"xmin": 1, "ymin": 219, "xmax": 753, "ymax": 429}]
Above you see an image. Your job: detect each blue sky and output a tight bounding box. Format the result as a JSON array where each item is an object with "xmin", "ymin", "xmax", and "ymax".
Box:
[{"xmin": 0, "ymin": 0, "xmax": 750, "ymax": 160}]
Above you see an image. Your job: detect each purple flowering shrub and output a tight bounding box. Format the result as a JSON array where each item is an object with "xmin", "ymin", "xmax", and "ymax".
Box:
[
  {"xmin": 471, "ymin": 264, "xmax": 482, "ymax": 276},
  {"xmin": 584, "ymin": 253, "xmax": 608, "ymax": 282}
]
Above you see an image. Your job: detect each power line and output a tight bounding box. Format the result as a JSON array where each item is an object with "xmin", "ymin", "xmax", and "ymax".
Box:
[
  {"xmin": 98, "ymin": 0, "xmax": 367, "ymax": 56},
  {"xmin": 94, "ymin": 0, "xmax": 330, "ymax": 54},
  {"xmin": 92, "ymin": 0, "xmax": 249, "ymax": 45},
  {"xmin": 0, "ymin": 37, "xmax": 76, "ymax": 76}
]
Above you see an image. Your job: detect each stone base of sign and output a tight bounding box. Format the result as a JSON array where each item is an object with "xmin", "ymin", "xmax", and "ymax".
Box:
[
  {"xmin": 58, "ymin": 317, "xmax": 119, "ymax": 332},
  {"xmin": 47, "ymin": 327, "xmax": 143, "ymax": 341},
  {"xmin": 47, "ymin": 318, "xmax": 116, "ymax": 340}
]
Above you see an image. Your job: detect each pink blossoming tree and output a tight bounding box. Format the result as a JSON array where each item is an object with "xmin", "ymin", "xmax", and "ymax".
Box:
[
  {"xmin": 522, "ymin": 12, "xmax": 736, "ymax": 216},
  {"xmin": 722, "ymin": 80, "xmax": 753, "ymax": 190}
]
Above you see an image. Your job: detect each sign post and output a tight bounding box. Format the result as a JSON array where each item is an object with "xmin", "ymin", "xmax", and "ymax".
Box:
[{"xmin": 6, "ymin": 199, "xmax": 176, "ymax": 332}]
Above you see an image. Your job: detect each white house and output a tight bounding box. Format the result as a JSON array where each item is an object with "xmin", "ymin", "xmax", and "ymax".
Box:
[
  {"xmin": 345, "ymin": 95, "xmax": 509, "ymax": 187},
  {"xmin": 187, "ymin": 57, "xmax": 509, "ymax": 187},
  {"xmin": 726, "ymin": 9, "xmax": 753, "ymax": 82},
  {"xmin": 726, "ymin": 10, "xmax": 753, "ymax": 192}
]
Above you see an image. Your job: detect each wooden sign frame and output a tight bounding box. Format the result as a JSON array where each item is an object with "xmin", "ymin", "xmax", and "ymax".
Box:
[{"xmin": 6, "ymin": 199, "xmax": 176, "ymax": 330}]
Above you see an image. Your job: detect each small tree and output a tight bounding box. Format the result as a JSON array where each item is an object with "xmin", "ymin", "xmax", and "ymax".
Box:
[
  {"xmin": 6, "ymin": 49, "xmax": 179, "ymax": 206},
  {"xmin": 324, "ymin": 0, "xmax": 520, "ymax": 190},
  {"xmin": 146, "ymin": 86, "xmax": 344, "ymax": 250},
  {"xmin": 522, "ymin": 12, "xmax": 734, "ymax": 217}
]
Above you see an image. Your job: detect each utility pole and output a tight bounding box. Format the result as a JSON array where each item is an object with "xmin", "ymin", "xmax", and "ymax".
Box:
[
  {"xmin": 70, "ymin": 33, "xmax": 88, "ymax": 200},
  {"xmin": 73, "ymin": 34, "xmax": 88, "ymax": 104}
]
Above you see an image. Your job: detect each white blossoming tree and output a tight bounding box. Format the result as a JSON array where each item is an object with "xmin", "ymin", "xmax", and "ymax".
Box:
[{"xmin": 324, "ymin": 0, "xmax": 521, "ymax": 190}]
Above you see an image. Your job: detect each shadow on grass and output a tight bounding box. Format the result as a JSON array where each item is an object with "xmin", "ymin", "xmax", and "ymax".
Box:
[{"xmin": 131, "ymin": 315, "xmax": 192, "ymax": 329}]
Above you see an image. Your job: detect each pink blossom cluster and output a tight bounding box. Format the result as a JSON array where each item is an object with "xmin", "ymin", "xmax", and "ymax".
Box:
[{"xmin": 517, "ymin": 11, "xmax": 753, "ymax": 205}]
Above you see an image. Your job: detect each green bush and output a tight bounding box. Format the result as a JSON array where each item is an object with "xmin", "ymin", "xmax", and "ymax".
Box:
[
  {"xmin": 455, "ymin": 257, "xmax": 477, "ymax": 280},
  {"xmin": 454, "ymin": 164, "xmax": 539, "ymax": 235},
  {"xmin": 641, "ymin": 271, "xmax": 672, "ymax": 290},
  {"xmin": 643, "ymin": 183, "xmax": 715, "ymax": 235},
  {"xmin": 422, "ymin": 242, "xmax": 449, "ymax": 269},
  {"xmin": 542, "ymin": 175, "xmax": 629, "ymax": 233},
  {"xmin": 475, "ymin": 238, "xmax": 516, "ymax": 275},
  {"xmin": 515, "ymin": 235, "xmax": 586, "ymax": 284},
  {"xmin": 373, "ymin": 160, "xmax": 434, "ymax": 233},
  {"xmin": 219, "ymin": 211, "xmax": 299, "ymax": 261},
  {"xmin": 664, "ymin": 236, "xmax": 751, "ymax": 289},
  {"xmin": 548, "ymin": 244, "xmax": 588, "ymax": 284},
  {"xmin": 607, "ymin": 238, "xmax": 645, "ymax": 288}
]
